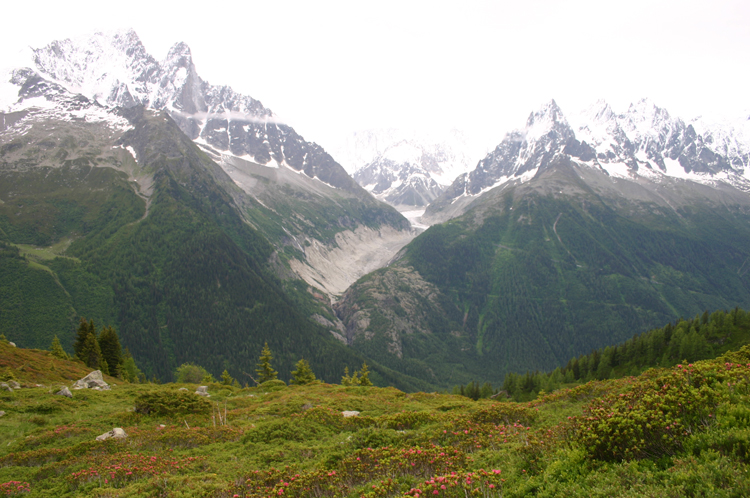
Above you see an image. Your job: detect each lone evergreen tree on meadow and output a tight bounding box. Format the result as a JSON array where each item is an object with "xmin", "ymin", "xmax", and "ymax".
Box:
[
  {"xmin": 49, "ymin": 335, "xmax": 69, "ymax": 360},
  {"xmin": 255, "ymin": 342, "xmax": 278, "ymax": 383},
  {"xmin": 221, "ymin": 369, "xmax": 234, "ymax": 385},
  {"xmin": 291, "ymin": 358, "xmax": 316, "ymax": 385},
  {"xmin": 359, "ymin": 362, "xmax": 372, "ymax": 386}
]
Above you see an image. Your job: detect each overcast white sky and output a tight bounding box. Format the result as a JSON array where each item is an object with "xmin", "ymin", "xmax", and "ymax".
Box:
[{"xmin": 1, "ymin": 0, "xmax": 749, "ymax": 160}]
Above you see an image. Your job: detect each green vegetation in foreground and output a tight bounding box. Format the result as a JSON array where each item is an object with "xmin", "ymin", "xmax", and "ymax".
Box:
[{"xmin": 4, "ymin": 340, "xmax": 750, "ymax": 496}]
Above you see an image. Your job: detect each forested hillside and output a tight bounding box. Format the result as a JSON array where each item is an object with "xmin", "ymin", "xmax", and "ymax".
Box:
[
  {"xmin": 336, "ymin": 161, "xmax": 750, "ymax": 388},
  {"xmin": 502, "ymin": 307, "xmax": 750, "ymax": 400},
  {"xmin": 0, "ymin": 106, "xmax": 426, "ymax": 390}
]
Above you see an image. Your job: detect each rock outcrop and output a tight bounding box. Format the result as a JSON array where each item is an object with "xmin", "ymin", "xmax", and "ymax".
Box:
[
  {"xmin": 96, "ymin": 428, "xmax": 127, "ymax": 441},
  {"xmin": 72, "ymin": 371, "xmax": 110, "ymax": 390}
]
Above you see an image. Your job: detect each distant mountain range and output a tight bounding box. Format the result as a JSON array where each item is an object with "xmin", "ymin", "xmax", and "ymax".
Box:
[{"xmin": 331, "ymin": 129, "xmax": 476, "ymax": 211}]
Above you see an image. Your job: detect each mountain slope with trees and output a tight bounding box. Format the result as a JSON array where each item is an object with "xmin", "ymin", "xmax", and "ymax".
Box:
[{"xmin": 335, "ymin": 103, "xmax": 750, "ymax": 388}]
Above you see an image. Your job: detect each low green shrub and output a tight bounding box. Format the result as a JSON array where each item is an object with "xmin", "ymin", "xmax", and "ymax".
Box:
[
  {"xmin": 574, "ymin": 358, "xmax": 750, "ymax": 461},
  {"xmin": 134, "ymin": 390, "xmax": 212, "ymax": 416},
  {"xmin": 259, "ymin": 379, "xmax": 286, "ymax": 391}
]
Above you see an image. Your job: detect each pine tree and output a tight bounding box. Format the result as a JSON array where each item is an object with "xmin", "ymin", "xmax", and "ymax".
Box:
[
  {"xmin": 291, "ymin": 358, "xmax": 316, "ymax": 385},
  {"xmin": 98, "ymin": 326, "xmax": 123, "ymax": 378},
  {"xmin": 255, "ymin": 342, "xmax": 278, "ymax": 383},
  {"xmin": 49, "ymin": 335, "xmax": 69, "ymax": 360},
  {"xmin": 221, "ymin": 369, "xmax": 234, "ymax": 385},
  {"xmin": 121, "ymin": 349, "xmax": 145, "ymax": 383},
  {"xmin": 80, "ymin": 333, "xmax": 103, "ymax": 370},
  {"xmin": 341, "ymin": 366, "xmax": 353, "ymax": 386},
  {"xmin": 358, "ymin": 362, "xmax": 372, "ymax": 386},
  {"xmin": 74, "ymin": 318, "xmax": 95, "ymax": 360}
]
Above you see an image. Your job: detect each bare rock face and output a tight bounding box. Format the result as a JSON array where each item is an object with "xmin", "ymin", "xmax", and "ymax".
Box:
[
  {"xmin": 55, "ymin": 386, "xmax": 72, "ymax": 398},
  {"xmin": 96, "ymin": 427, "xmax": 127, "ymax": 441},
  {"xmin": 342, "ymin": 411, "xmax": 360, "ymax": 418},
  {"xmin": 72, "ymin": 370, "xmax": 110, "ymax": 390}
]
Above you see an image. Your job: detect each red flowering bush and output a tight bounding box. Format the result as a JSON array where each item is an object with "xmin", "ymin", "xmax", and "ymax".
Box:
[
  {"xmin": 67, "ymin": 452, "xmax": 205, "ymax": 489},
  {"xmin": 402, "ymin": 469, "xmax": 503, "ymax": 497},
  {"xmin": 0, "ymin": 481, "xmax": 30, "ymax": 496}
]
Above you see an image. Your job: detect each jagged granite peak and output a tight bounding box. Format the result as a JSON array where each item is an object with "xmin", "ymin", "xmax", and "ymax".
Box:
[
  {"xmin": 424, "ymin": 99, "xmax": 750, "ymax": 224},
  {"xmin": 691, "ymin": 112, "xmax": 750, "ymax": 172},
  {"xmin": 31, "ymin": 29, "xmax": 159, "ymax": 108},
  {"xmin": 523, "ymin": 99, "xmax": 573, "ymax": 142},
  {"xmin": 19, "ymin": 29, "xmax": 366, "ymax": 193},
  {"xmin": 439, "ymin": 100, "xmax": 576, "ymax": 200}
]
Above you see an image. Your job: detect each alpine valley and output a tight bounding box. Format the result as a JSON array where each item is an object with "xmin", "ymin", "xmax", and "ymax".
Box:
[
  {"xmin": 335, "ymin": 99, "xmax": 750, "ymax": 387},
  {"xmin": 2, "ymin": 29, "xmax": 750, "ymax": 391},
  {"xmin": 0, "ymin": 30, "xmax": 421, "ymax": 388}
]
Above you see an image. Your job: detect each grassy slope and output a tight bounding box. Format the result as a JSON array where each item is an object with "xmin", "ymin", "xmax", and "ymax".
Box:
[{"xmin": 3, "ymin": 341, "xmax": 750, "ymax": 497}]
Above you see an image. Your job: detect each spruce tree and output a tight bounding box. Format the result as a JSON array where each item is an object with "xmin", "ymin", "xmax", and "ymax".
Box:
[
  {"xmin": 121, "ymin": 349, "xmax": 144, "ymax": 383},
  {"xmin": 74, "ymin": 318, "xmax": 95, "ymax": 360},
  {"xmin": 358, "ymin": 362, "xmax": 372, "ymax": 386},
  {"xmin": 341, "ymin": 366, "xmax": 353, "ymax": 386},
  {"xmin": 291, "ymin": 358, "xmax": 316, "ymax": 385},
  {"xmin": 221, "ymin": 369, "xmax": 234, "ymax": 385},
  {"xmin": 49, "ymin": 335, "xmax": 69, "ymax": 360},
  {"xmin": 98, "ymin": 326, "xmax": 123, "ymax": 378},
  {"xmin": 80, "ymin": 333, "xmax": 104, "ymax": 370},
  {"xmin": 255, "ymin": 342, "xmax": 278, "ymax": 383}
]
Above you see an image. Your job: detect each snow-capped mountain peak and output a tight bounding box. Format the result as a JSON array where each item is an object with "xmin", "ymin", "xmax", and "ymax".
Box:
[
  {"xmin": 425, "ymin": 98, "xmax": 750, "ymax": 225},
  {"xmin": 524, "ymin": 99, "xmax": 571, "ymax": 143},
  {"xmin": 4, "ymin": 29, "xmax": 363, "ymax": 193},
  {"xmin": 31, "ymin": 29, "xmax": 158, "ymax": 108}
]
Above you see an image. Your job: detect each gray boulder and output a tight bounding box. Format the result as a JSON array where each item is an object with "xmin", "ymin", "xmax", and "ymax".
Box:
[
  {"xmin": 342, "ymin": 410, "xmax": 360, "ymax": 418},
  {"xmin": 72, "ymin": 370, "xmax": 110, "ymax": 390},
  {"xmin": 55, "ymin": 386, "xmax": 72, "ymax": 398},
  {"xmin": 195, "ymin": 386, "xmax": 210, "ymax": 397},
  {"xmin": 0, "ymin": 410, "xmax": 5, "ymax": 417},
  {"xmin": 0, "ymin": 383, "xmax": 12, "ymax": 392},
  {"xmin": 96, "ymin": 427, "xmax": 127, "ymax": 441},
  {"xmin": 8, "ymin": 380, "xmax": 21, "ymax": 389}
]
